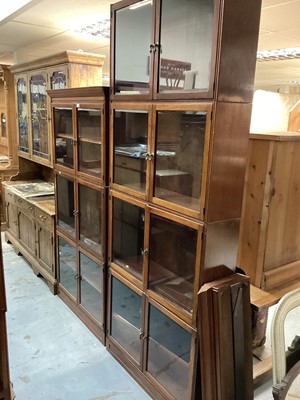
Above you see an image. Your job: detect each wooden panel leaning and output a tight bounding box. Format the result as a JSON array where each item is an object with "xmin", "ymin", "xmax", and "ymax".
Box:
[{"xmin": 198, "ymin": 269, "xmax": 253, "ymax": 400}]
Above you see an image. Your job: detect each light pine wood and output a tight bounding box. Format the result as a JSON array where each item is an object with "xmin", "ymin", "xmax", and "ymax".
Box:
[
  {"xmin": 238, "ymin": 132, "xmax": 300, "ymax": 291},
  {"xmin": 3, "ymin": 182, "xmax": 57, "ymax": 293}
]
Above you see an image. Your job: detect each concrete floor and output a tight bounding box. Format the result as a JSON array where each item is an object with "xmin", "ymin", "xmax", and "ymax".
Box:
[
  {"xmin": 2, "ymin": 235, "xmax": 150, "ymax": 400},
  {"xmin": 2, "ymin": 232, "xmax": 299, "ymax": 400}
]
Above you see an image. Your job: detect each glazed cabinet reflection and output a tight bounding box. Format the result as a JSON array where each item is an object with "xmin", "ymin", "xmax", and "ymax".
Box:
[
  {"xmin": 109, "ymin": 190, "xmax": 202, "ymax": 325},
  {"xmin": 49, "ymin": 86, "xmax": 108, "ymax": 186},
  {"xmin": 110, "ymin": 102, "xmax": 211, "ymax": 220},
  {"xmin": 57, "ymin": 234, "xmax": 105, "ymax": 338},
  {"xmin": 56, "ymin": 173, "xmax": 106, "ymax": 341},
  {"xmin": 107, "ymin": 273, "xmax": 197, "ymax": 400},
  {"xmin": 111, "ymin": 0, "xmax": 217, "ymax": 100}
]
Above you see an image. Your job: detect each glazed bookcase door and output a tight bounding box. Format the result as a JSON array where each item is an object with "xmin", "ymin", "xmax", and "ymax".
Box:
[
  {"xmin": 57, "ymin": 234, "xmax": 78, "ymax": 300},
  {"xmin": 56, "ymin": 174, "xmax": 76, "ymax": 240},
  {"xmin": 76, "ymin": 104, "xmax": 104, "ymax": 183},
  {"xmin": 111, "ymin": 0, "xmax": 155, "ymax": 99},
  {"xmin": 108, "ymin": 272, "xmax": 144, "ymax": 366},
  {"xmin": 110, "ymin": 103, "xmax": 152, "ymax": 200},
  {"xmin": 78, "ymin": 181, "xmax": 105, "ymax": 260},
  {"xmin": 150, "ymin": 102, "xmax": 212, "ymax": 220},
  {"xmin": 111, "ymin": 0, "xmax": 218, "ymax": 101},
  {"xmin": 15, "ymin": 74, "xmax": 30, "ymax": 157},
  {"xmin": 144, "ymin": 299, "xmax": 197, "ymax": 400},
  {"xmin": 154, "ymin": 0, "xmax": 217, "ymax": 100},
  {"xmin": 78, "ymin": 249, "xmax": 104, "ymax": 326},
  {"xmin": 53, "ymin": 103, "xmax": 75, "ymax": 171},
  {"xmin": 145, "ymin": 207, "xmax": 202, "ymax": 325},
  {"xmin": 109, "ymin": 190, "xmax": 147, "ymax": 289},
  {"xmin": 28, "ymin": 70, "xmax": 50, "ymax": 164}
]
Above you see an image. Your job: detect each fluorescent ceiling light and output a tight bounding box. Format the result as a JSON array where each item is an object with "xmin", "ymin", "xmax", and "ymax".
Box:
[
  {"xmin": 129, "ymin": 0, "xmax": 152, "ymax": 10},
  {"xmin": 0, "ymin": 0, "xmax": 32, "ymax": 22},
  {"xmin": 257, "ymin": 47, "xmax": 300, "ymax": 62},
  {"xmin": 73, "ymin": 19, "xmax": 110, "ymax": 39}
]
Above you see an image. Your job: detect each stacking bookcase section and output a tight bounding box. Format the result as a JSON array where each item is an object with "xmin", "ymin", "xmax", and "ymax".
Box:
[
  {"xmin": 110, "ymin": 102, "xmax": 212, "ymax": 219},
  {"xmin": 49, "ymin": 87, "xmax": 109, "ymax": 342},
  {"xmin": 107, "ymin": 272, "xmax": 198, "ymax": 400},
  {"xmin": 109, "ymin": 0, "xmax": 262, "ymax": 398}
]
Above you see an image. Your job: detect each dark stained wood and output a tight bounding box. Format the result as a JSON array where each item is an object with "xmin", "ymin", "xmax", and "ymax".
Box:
[
  {"xmin": 216, "ymin": 0, "xmax": 262, "ymax": 103},
  {"xmin": 199, "ymin": 274, "xmax": 253, "ymax": 400},
  {"xmin": 206, "ymin": 102, "xmax": 253, "ymax": 223}
]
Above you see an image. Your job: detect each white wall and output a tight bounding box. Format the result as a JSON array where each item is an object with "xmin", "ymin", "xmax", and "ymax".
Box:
[{"xmin": 250, "ymin": 90, "xmax": 300, "ymax": 133}]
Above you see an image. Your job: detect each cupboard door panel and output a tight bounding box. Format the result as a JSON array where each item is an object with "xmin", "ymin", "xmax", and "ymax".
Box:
[
  {"xmin": 110, "ymin": 277, "xmax": 142, "ymax": 363},
  {"xmin": 6, "ymin": 200, "xmax": 18, "ymax": 238},
  {"xmin": 36, "ymin": 225, "xmax": 53, "ymax": 275},
  {"xmin": 157, "ymin": 0, "xmax": 215, "ymax": 96},
  {"xmin": 113, "ymin": 2, "xmax": 153, "ymax": 96},
  {"xmin": 147, "ymin": 304, "xmax": 192, "ymax": 400},
  {"xmin": 16, "ymin": 75, "xmax": 29, "ymax": 154},
  {"xmin": 80, "ymin": 252, "xmax": 103, "ymax": 324},
  {"xmin": 18, "ymin": 210, "xmax": 35, "ymax": 256},
  {"xmin": 112, "ymin": 196, "xmax": 145, "ymax": 282},
  {"xmin": 58, "ymin": 236, "xmax": 77, "ymax": 298},
  {"xmin": 53, "ymin": 106, "xmax": 74, "ymax": 169},
  {"xmin": 29, "ymin": 72, "xmax": 49, "ymax": 160},
  {"xmin": 77, "ymin": 107, "xmax": 102, "ymax": 178},
  {"xmin": 112, "ymin": 107, "xmax": 150, "ymax": 196},
  {"xmin": 148, "ymin": 213, "xmax": 198, "ymax": 314},
  {"xmin": 56, "ymin": 175, "xmax": 75, "ymax": 238},
  {"xmin": 78, "ymin": 184, "xmax": 103, "ymax": 257}
]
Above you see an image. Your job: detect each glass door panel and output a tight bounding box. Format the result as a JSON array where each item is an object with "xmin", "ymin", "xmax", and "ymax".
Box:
[
  {"xmin": 114, "ymin": 2, "xmax": 153, "ymax": 95},
  {"xmin": 110, "ymin": 277, "xmax": 142, "ymax": 363},
  {"xmin": 50, "ymin": 70, "xmax": 67, "ymax": 89},
  {"xmin": 158, "ymin": 0, "xmax": 215, "ymax": 95},
  {"xmin": 154, "ymin": 109, "xmax": 207, "ymax": 211},
  {"xmin": 80, "ymin": 252, "xmax": 103, "ymax": 323},
  {"xmin": 113, "ymin": 109, "xmax": 149, "ymax": 194},
  {"xmin": 77, "ymin": 107, "xmax": 102, "ymax": 178},
  {"xmin": 16, "ymin": 77, "xmax": 29, "ymax": 153},
  {"xmin": 53, "ymin": 107, "xmax": 74, "ymax": 168},
  {"xmin": 56, "ymin": 175, "xmax": 75, "ymax": 237},
  {"xmin": 112, "ymin": 197, "xmax": 145, "ymax": 281},
  {"xmin": 58, "ymin": 236, "xmax": 77, "ymax": 298},
  {"xmin": 78, "ymin": 184, "xmax": 102, "ymax": 256},
  {"xmin": 147, "ymin": 304, "xmax": 192, "ymax": 400},
  {"xmin": 30, "ymin": 73, "xmax": 48, "ymax": 159},
  {"xmin": 148, "ymin": 214, "xmax": 197, "ymax": 313}
]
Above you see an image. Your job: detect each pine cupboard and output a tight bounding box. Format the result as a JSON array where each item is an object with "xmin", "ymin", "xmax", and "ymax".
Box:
[
  {"xmin": 10, "ymin": 51, "xmax": 105, "ymax": 167},
  {"xmin": 237, "ymin": 132, "xmax": 300, "ymax": 292}
]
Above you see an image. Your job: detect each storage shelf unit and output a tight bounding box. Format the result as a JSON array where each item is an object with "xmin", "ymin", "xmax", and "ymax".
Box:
[
  {"xmin": 106, "ymin": 0, "xmax": 262, "ymax": 398},
  {"xmin": 48, "ymin": 86, "xmax": 109, "ymax": 343},
  {"xmin": 10, "ymin": 51, "xmax": 105, "ymax": 167}
]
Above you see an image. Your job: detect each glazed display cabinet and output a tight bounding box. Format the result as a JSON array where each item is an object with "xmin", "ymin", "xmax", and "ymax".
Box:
[
  {"xmin": 50, "ymin": 86, "xmax": 109, "ymax": 342},
  {"xmin": 49, "ymin": 86, "xmax": 108, "ymax": 186},
  {"xmin": 109, "ymin": 0, "xmax": 262, "ymax": 398},
  {"xmin": 11, "ymin": 51, "xmax": 105, "ymax": 167},
  {"xmin": 110, "ymin": 102, "xmax": 211, "ymax": 219}
]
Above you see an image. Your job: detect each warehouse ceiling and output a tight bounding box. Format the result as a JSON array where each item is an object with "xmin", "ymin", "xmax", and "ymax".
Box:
[{"xmin": 0, "ymin": 0, "xmax": 299, "ymax": 92}]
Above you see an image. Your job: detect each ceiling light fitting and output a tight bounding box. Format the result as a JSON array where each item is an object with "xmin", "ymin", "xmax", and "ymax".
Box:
[
  {"xmin": 74, "ymin": 19, "xmax": 110, "ymax": 39},
  {"xmin": 257, "ymin": 47, "xmax": 300, "ymax": 62}
]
